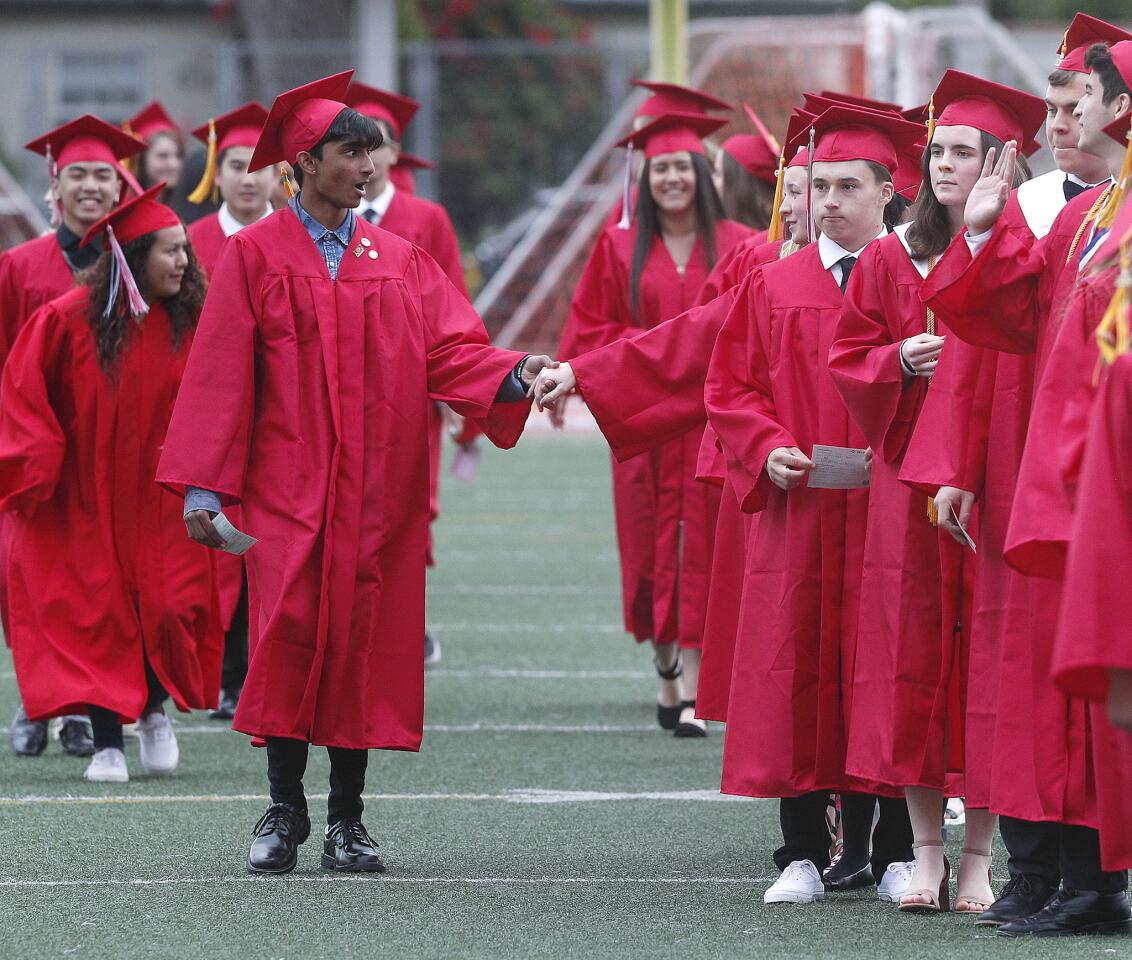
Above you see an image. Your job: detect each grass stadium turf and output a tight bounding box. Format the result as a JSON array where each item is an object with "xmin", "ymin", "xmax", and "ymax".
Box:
[{"xmin": 0, "ymin": 434, "xmax": 1127, "ymax": 959}]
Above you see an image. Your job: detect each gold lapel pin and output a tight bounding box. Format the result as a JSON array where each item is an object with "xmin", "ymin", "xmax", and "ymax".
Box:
[{"xmin": 353, "ymin": 245, "xmax": 364, "ymax": 258}]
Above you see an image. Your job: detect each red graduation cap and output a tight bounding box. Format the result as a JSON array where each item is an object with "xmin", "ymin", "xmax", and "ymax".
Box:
[
  {"xmin": 615, "ymin": 111, "xmax": 727, "ymax": 158},
  {"xmin": 797, "ymin": 104, "xmax": 925, "ymax": 173},
  {"xmin": 1057, "ymin": 13, "xmax": 1132, "ymax": 73},
  {"xmin": 814, "ymin": 90, "xmax": 903, "ymax": 114},
  {"xmin": 248, "ymin": 70, "xmax": 354, "ymax": 173},
  {"xmin": 187, "ymin": 102, "xmax": 270, "ymax": 204},
  {"xmin": 26, "ymin": 114, "xmax": 147, "ymax": 173},
  {"xmin": 395, "ymin": 152, "xmax": 434, "ymax": 172},
  {"xmin": 1110, "ymin": 40, "xmax": 1132, "ymax": 89},
  {"xmin": 929, "ymin": 69, "xmax": 1046, "ymax": 157},
  {"xmin": 80, "ymin": 182, "xmax": 182, "ymax": 319},
  {"xmin": 390, "ymin": 152, "xmax": 433, "ymax": 194},
  {"xmin": 631, "ymin": 80, "xmax": 733, "ymax": 119},
  {"xmin": 124, "ymin": 101, "xmax": 181, "ymax": 143},
  {"xmin": 345, "ymin": 82, "xmax": 420, "ymax": 139},
  {"xmin": 720, "ymin": 104, "xmax": 781, "ymax": 185}
]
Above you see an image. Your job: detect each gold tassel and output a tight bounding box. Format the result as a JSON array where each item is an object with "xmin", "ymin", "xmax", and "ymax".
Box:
[
  {"xmin": 1065, "ymin": 187, "xmax": 1112, "ymax": 265},
  {"xmin": 1096, "ymin": 239, "xmax": 1132, "ymax": 366},
  {"xmin": 187, "ymin": 119, "xmax": 218, "ymax": 205},
  {"xmin": 120, "ymin": 121, "xmax": 139, "ymax": 177},
  {"xmin": 767, "ymin": 151, "xmax": 786, "ymax": 242},
  {"xmin": 926, "ymin": 96, "xmax": 936, "ymax": 146},
  {"xmin": 1096, "ymin": 128, "xmax": 1132, "ymax": 231},
  {"xmin": 280, "ymin": 164, "xmax": 296, "ymax": 199},
  {"xmin": 1058, "ymin": 27, "xmax": 1069, "ymax": 64}
]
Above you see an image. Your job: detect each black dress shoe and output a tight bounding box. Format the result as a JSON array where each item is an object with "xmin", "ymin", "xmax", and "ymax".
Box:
[
  {"xmin": 10, "ymin": 705, "xmax": 47, "ymax": 757},
  {"xmin": 246, "ymin": 803, "xmax": 311, "ymax": 875},
  {"xmin": 322, "ymin": 817, "xmax": 386, "ymax": 873},
  {"xmin": 998, "ymin": 888, "xmax": 1132, "ymax": 937},
  {"xmin": 976, "ymin": 872, "xmax": 1058, "ymax": 927},
  {"xmin": 59, "ymin": 716, "xmax": 95, "ymax": 757},
  {"xmin": 209, "ymin": 688, "xmax": 240, "ymax": 720},
  {"xmin": 424, "ymin": 632, "xmax": 441, "ymax": 667},
  {"xmin": 824, "ymin": 861, "xmax": 876, "ymax": 890}
]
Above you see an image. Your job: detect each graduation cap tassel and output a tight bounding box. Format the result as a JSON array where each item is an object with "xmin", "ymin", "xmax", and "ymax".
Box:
[
  {"xmin": 806, "ymin": 126, "xmax": 816, "ymax": 245},
  {"xmin": 1096, "ymin": 239, "xmax": 1131, "ymax": 366},
  {"xmin": 45, "ymin": 144, "xmax": 63, "ymax": 228},
  {"xmin": 617, "ymin": 142, "xmax": 635, "ymax": 231},
  {"xmin": 280, "ymin": 164, "xmax": 296, "ymax": 200},
  {"xmin": 1096, "ymin": 128, "xmax": 1132, "ymax": 231},
  {"xmin": 187, "ymin": 119, "xmax": 218, "ymax": 205},
  {"xmin": 104, "ymin": 224, "xmax": 150, "ymax": 321},
  {"xmin": 767, "ymin": 151, "xmax": 786, "ymax": 243},
  {"xmin": 120, "ymin": 121, "xmax": 139, "ymax": 178},
  {"xmin": 926, "ymin": 96, "xmax": 937, "ymax": 147}
]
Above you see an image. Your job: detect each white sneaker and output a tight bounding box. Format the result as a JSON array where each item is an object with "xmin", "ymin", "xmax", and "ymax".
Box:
[
  {"xmin": 763, "ymin": 859, "xmax": 825, "ymax": 904},
  {"xmin": 136, "ymin": 712, "xmax": 179, "ymax": 775},
  {"xmin": 84, "ymin": 747, "xmax": 129, "ymax": 783},
  {"xmin": 877, "ymin": 860, "xmax": 916, "ymax": 902}
]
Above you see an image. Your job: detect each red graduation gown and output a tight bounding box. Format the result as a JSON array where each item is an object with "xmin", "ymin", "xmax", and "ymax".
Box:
[
  {"xmin": 906, "ymin": 193, "xmax": 1100, "ymax": 825},
  {"xmin": 1054, "ymin": 349, "xmax": 1132, "ymax": 869},
  {"xmin": 0, "ymin": 232, "xmax": 82, "ymax": 636},
  {"xmin": 704, "ymin": 243, "xmax": 887, "ymax": 798},
  {"xmin": 185, "ymin": 211, "xmax": 246, "ymax": 630},
  {"xmin": 187, "ymin": 212, "xmax": 228, "ymax": 277},
  {"xmin": 0, "ymin": 288, "xmax": 221, "ymax": 721},
  {"xmin": 559, "ymin": 219, "xmax": 753, "ymax": 648},
  {"xmin": 829, "ymin": 229, "xmax": 968, "ymax": 793},
  {"xmin": 377, "ymin": 188, "xmax": 470, "ymax": 564},
  {"xmin": 156, "ymin": 209, "xmax": 529, "ymax": 751}
]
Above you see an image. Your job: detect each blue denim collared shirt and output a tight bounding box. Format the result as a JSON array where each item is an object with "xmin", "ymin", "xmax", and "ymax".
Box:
[{"xmin": 289, "ymin": 195, "xmax": 355, "ymax": 281}]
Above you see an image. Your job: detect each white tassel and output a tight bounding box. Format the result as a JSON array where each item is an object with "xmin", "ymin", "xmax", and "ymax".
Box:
[
  {"xmin": 104, "ymin": 224, "xmax": 150, "ymax": 320},
  {"xmin": 617, "ymin": 143, "xmax": 634, "ymax": 230}
]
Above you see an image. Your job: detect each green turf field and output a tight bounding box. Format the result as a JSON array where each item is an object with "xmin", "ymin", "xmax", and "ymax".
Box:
[{"xmin": 1, "ymin": 434, "xmax": 1130, "ymax": 959}]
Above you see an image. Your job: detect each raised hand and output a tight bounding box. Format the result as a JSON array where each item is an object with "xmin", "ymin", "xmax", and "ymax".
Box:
[
  {"xmin": 964, "ymin": 141, "xmax": 1017, "ymax": 236},
  {"xmin": 900, "ymin": 333, "xmax": 946, "ymax": 378},
  {"xmin": 766, "ymin": 446, "xmax": 814, "ymax": 491}
]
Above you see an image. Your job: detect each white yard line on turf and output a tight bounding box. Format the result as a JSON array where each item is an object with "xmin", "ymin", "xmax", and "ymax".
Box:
[
  {"xmin": 0, "ymin": 788, "xmax": 755, "ymax": 807},
  {"xmin": 425, "ymin": 623, "xmax": 624, "ymax": 634},
  {"xmin": 430, "ymin": 585, "xmax": 612, "ymax": 596},
  {"xmin": 428, "ymin": 669, "xmax": 652, "ymax": 679},
  {"xmin": 0, "ymin": 876, "xmax": 777, "ymax": 888}
]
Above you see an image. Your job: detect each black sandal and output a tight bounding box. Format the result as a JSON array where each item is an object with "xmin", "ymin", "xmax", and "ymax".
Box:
[
  {"xmin": 655, "ymin": 652, "xmax": 683, "ymax": 731},
  {"xmin": 674, "ymin": 699, "xmax": 708, "ymax": 738}
]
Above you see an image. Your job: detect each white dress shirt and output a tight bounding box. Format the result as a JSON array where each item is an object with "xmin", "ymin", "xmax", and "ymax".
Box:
[{"xmin": 218, "ymin": 201, "xmax": 273, "ymax": 238}]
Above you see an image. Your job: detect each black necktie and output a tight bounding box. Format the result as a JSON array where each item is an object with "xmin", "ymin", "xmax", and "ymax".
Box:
[
  {"xmin": 837, "ymin": 255, "xmax": 857, "ymax": 293},
  {"xmin": 1063, "ymin": 178, "xmax": 1088, "ymax": 202},
  {"xmin": 361, "ymin": 207, "xmax": 379, "ymax": 224}
]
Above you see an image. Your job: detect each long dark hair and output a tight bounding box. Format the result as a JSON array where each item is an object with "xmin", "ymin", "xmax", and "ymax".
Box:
[
  {"xmin": 629, "ymin": 152, "xmax": 724, "ymax": 314},
  {"xmin": 83, "ymin": 232, "xmax": 206, "ymax": 374},
  {"xmin": 719, "ymin": 151, "xmax": 775, "ymax": 230},
  {"xmin": 906, "ymin": 131, "xmax": 1031, "ymax": 260}
]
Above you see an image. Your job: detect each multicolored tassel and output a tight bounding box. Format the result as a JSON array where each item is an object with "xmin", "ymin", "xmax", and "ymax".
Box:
[
  {"xmin": 280, "ymin": 164, "xmax": 296, "ymax": 200},
  {"xmin": 104, "ymin": 224, "xmax": 150, "ymax": 321}
]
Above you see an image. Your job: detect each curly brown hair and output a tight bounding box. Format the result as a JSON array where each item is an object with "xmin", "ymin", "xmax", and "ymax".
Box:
[{"xmin": 82, "ymin": 231, "xmax": 207, "ymax": 374}]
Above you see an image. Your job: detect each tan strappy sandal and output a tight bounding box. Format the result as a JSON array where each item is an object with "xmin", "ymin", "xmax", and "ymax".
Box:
[
  {"xmin": 899, "ymin": 840, "xmax": 951, "ymax": 914},
  {"xmin": 954, "ymin": 848, "xmax": 994, "ymax": 915}
]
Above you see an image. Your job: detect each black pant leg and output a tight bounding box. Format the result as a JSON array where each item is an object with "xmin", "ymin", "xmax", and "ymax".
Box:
[
  {"xmin": 266, "ymin": 737, "xmax": 309, "ymax": 811},
  {"xmin": 327, "ymin": 747, "xmax": 368, "ymax": 825},
  {"xmin": 1000, "ymin": 816, "xmax": 1061, "ymax": 885},
  {"xmin": 87, "ymin": 705, "xmax": 124, "ymax": 751},
  {"xmin": 776, "ymin": 792, "xmax": 834, "ymax": 872},
  {"xmin": 143, "ymin": 658, "xmax": 169, "ymax": 712},
  {"xmin": 1060, "ymin": 824, "xmax": 1129, "ymax": 894},
  {"xmin": 839, "ymin": 793, "xmax": 877, "ymax": 867},
  {"xmin": 221, "ymin": 574, "xmax": 249, "ymax": 692},
  {"xmin": 871, "ymin": 796, "xmax": 915, "ymax": 878}
]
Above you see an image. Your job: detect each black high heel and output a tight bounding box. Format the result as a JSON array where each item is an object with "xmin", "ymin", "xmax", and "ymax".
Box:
[
  {"xmin": 674, "ymin": 699, "xmax": 707, "ymax": 738},
  {"xmin": 655, "ymin": 651, "xmax": 683, "ymax": 730}
]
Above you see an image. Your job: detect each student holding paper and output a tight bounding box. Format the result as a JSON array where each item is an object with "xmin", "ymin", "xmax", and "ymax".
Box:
[
  {"xmin": 0, "ymin": 184, "xmax": 221, "ymax": 784},
  {"xmin": 829, "ymin": 71, "xmax": 1045, "ymax": 916},
  {"xmin": 704, "ymin": 104, "xmax": 924, "ymax": 906}
]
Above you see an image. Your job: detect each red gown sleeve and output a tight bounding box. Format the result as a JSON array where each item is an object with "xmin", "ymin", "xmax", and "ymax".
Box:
[
  {"xmin": 0, "ymin": 250, "xmax": 24, "ymax": 372},
  {"xmin": 413, "ymin": 249, "xmax": 530, "ymax": 448},
  {"xmin": 572, "ymin": 289, "xmax": 735, "ymax": 461},
  {"xmin": 557, "ymin": 230, "xmax": 631, "ymax": 360},
  {"xmin": 156, "ymin": 237, "xmax": 259, "ymax": 503},
  {"xmin": 1054, "ymin": 353, "xmax": 1132, "ymax": 700},
  {"xmin": 920, "ymin": 221, "xmax": 1043, "ymax": 355},
  {"xmin": 829, "ymin": 244, "xmax": 927, "ymax": 461},
  {"xmin": 704, "ymin": 269, "xmax": 796, "ymax": 513},
  {"xmin": 0, "ymin": 302, "xmax": 68, "ymax": 512},
  {"xmin": 898, "ymin": 335, "xmax": 994, "ymax": 497}
]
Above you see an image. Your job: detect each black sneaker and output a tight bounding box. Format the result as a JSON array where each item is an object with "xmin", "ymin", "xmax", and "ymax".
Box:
[
  {"xmin": 998, "ymin": 888, "xmax": 1132, "ymax": 937},
  {"xmin": 976, "ymin": 873, "xmax": 1058, "ymax": 927},
  {"xmin": 424, "ymin": 632, "xmax": 441, "ymax": 668},
  {"xmin": 59, "ymin": 716, "xmax": 95, "ymax": 757},
  {"xmin": 322, "ymin": 817, "xmax": 386, "ymax": 873},
  {"xmin": 209, "ymin": 688, "xmax": 240, "ymax": 720},
  {"xmin": 246, "ymin": 803, "xmax": 311, "ymax": 875},
  {"xmin": 10, "ymin": 705, "xmax": 47, "ymax": 757}
]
